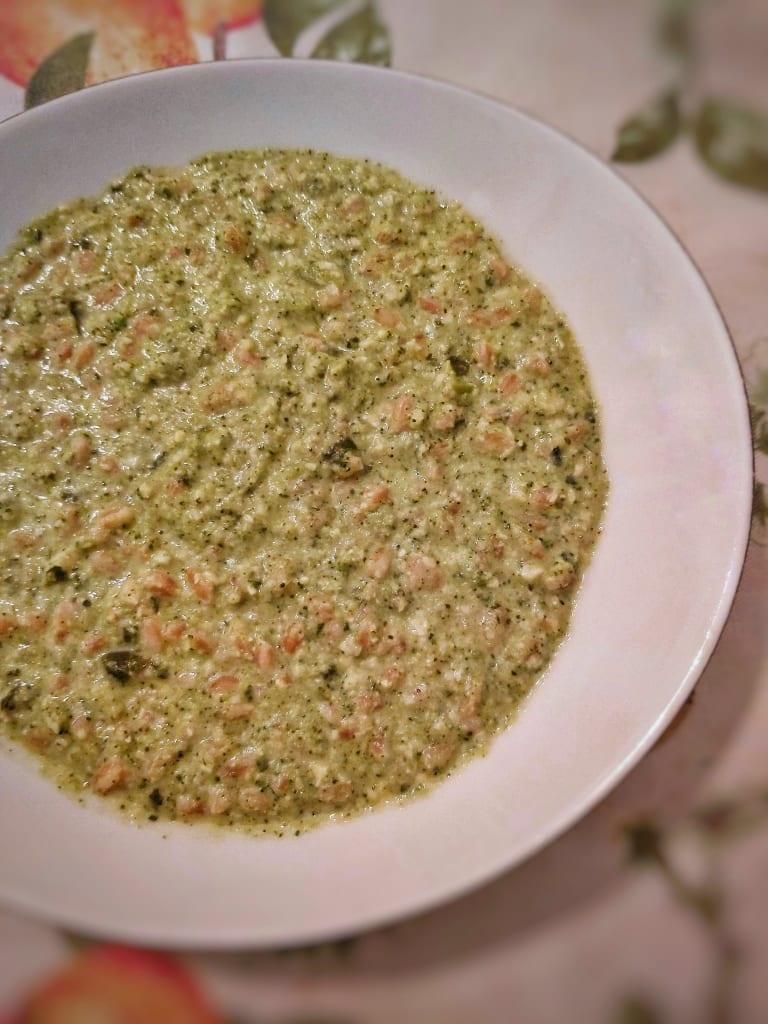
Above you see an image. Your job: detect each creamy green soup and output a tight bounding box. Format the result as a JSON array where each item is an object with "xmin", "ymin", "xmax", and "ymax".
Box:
[{"xmin": 0, "ymin": 149, "xmax": 606, "ymax": 832}]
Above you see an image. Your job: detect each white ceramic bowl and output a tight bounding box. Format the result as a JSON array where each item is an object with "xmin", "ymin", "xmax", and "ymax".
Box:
[{"xmin": 0, "ymin": 60, "xmax": 752, "ymax": 948}]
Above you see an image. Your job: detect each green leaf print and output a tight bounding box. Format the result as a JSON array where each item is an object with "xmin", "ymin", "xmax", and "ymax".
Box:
[
  {"xmin": 624, "ymin": 820, "xmax": 665, "ymax": 864},
  {"xmin": 657, "ymin": 0, "xmax": 702, "ymax": 60},
  {"xmin": 693, "ymin": 98, "xmax": 768, "ymax": 193},
  {"xmin": 311, "ymin": 2, "xmax": 392, "ymax": 66},
  {"xmin": 264, "ymin": 0, "xmax": 347, "ymax": 56},
  {"xmin": 61, "ymin": 930, "xmax": 96, "ymax": 952},
  {"xmin": 753, "ymin": 413, "xmax": 768, "ymax": 457},
  {"xmin": 612, "ymin": 90, "xmax": 681, "ymax": 163},
  {"xmin": 614, "ymin": 996, "xmax": 663, "ymax": 1024},
  {"xmin": 25, "ymin": 33, "xmax": 93, "ymax": 110},
  {"xmin": 754, "ymin": 481, "xmax": 767, "ymax": 528},
  {"xmin": 751, "ymin": 368, "xmax": 768, "ymax": 411},
  {"xmin": 748, "ymin": 358, "xmax": 768, "ymax": 463}
]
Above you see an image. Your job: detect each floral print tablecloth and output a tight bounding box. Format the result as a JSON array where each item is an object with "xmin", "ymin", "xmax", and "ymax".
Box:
[{"xmin": 1, "ymin": 1, "xmax": 767, "ymax": 1022}]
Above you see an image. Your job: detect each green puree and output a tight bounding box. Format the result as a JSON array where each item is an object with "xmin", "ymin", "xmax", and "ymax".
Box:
[{"xmin": 0, "ymin": 149, "xmax": 607, "ymax": 833}]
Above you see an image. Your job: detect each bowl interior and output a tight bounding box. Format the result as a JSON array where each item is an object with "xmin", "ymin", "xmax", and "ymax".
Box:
[{"xmin": 0, "ymin": 60, "xmax": 752, "ymax": 947}]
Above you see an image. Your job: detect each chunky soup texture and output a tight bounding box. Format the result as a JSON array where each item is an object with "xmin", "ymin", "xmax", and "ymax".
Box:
[{"xmin": 0, "ymin": 150, "xmax": 607, "ymax": 831}]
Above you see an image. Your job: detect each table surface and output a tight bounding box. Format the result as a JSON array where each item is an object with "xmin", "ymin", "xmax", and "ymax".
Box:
[{"xmin": 0, "ymin": 2, "xmax": 766, "ymax": 1022}]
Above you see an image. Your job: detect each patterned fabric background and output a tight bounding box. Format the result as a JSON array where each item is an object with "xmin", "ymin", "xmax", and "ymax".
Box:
[{"xmin": 0, "ymin": 1, "xmax": 766, "ymax": 1021}]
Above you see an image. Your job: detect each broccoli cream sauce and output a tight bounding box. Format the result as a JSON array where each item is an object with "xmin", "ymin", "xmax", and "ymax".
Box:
[{"xmin": 0, "ymin": 149, "xmax": 606, "ymax": 833}]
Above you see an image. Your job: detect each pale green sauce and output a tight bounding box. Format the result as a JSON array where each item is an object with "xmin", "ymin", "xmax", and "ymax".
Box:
[{"xmin": 0, "ymin": 149, "xmax": 606, "ymax": 833}]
